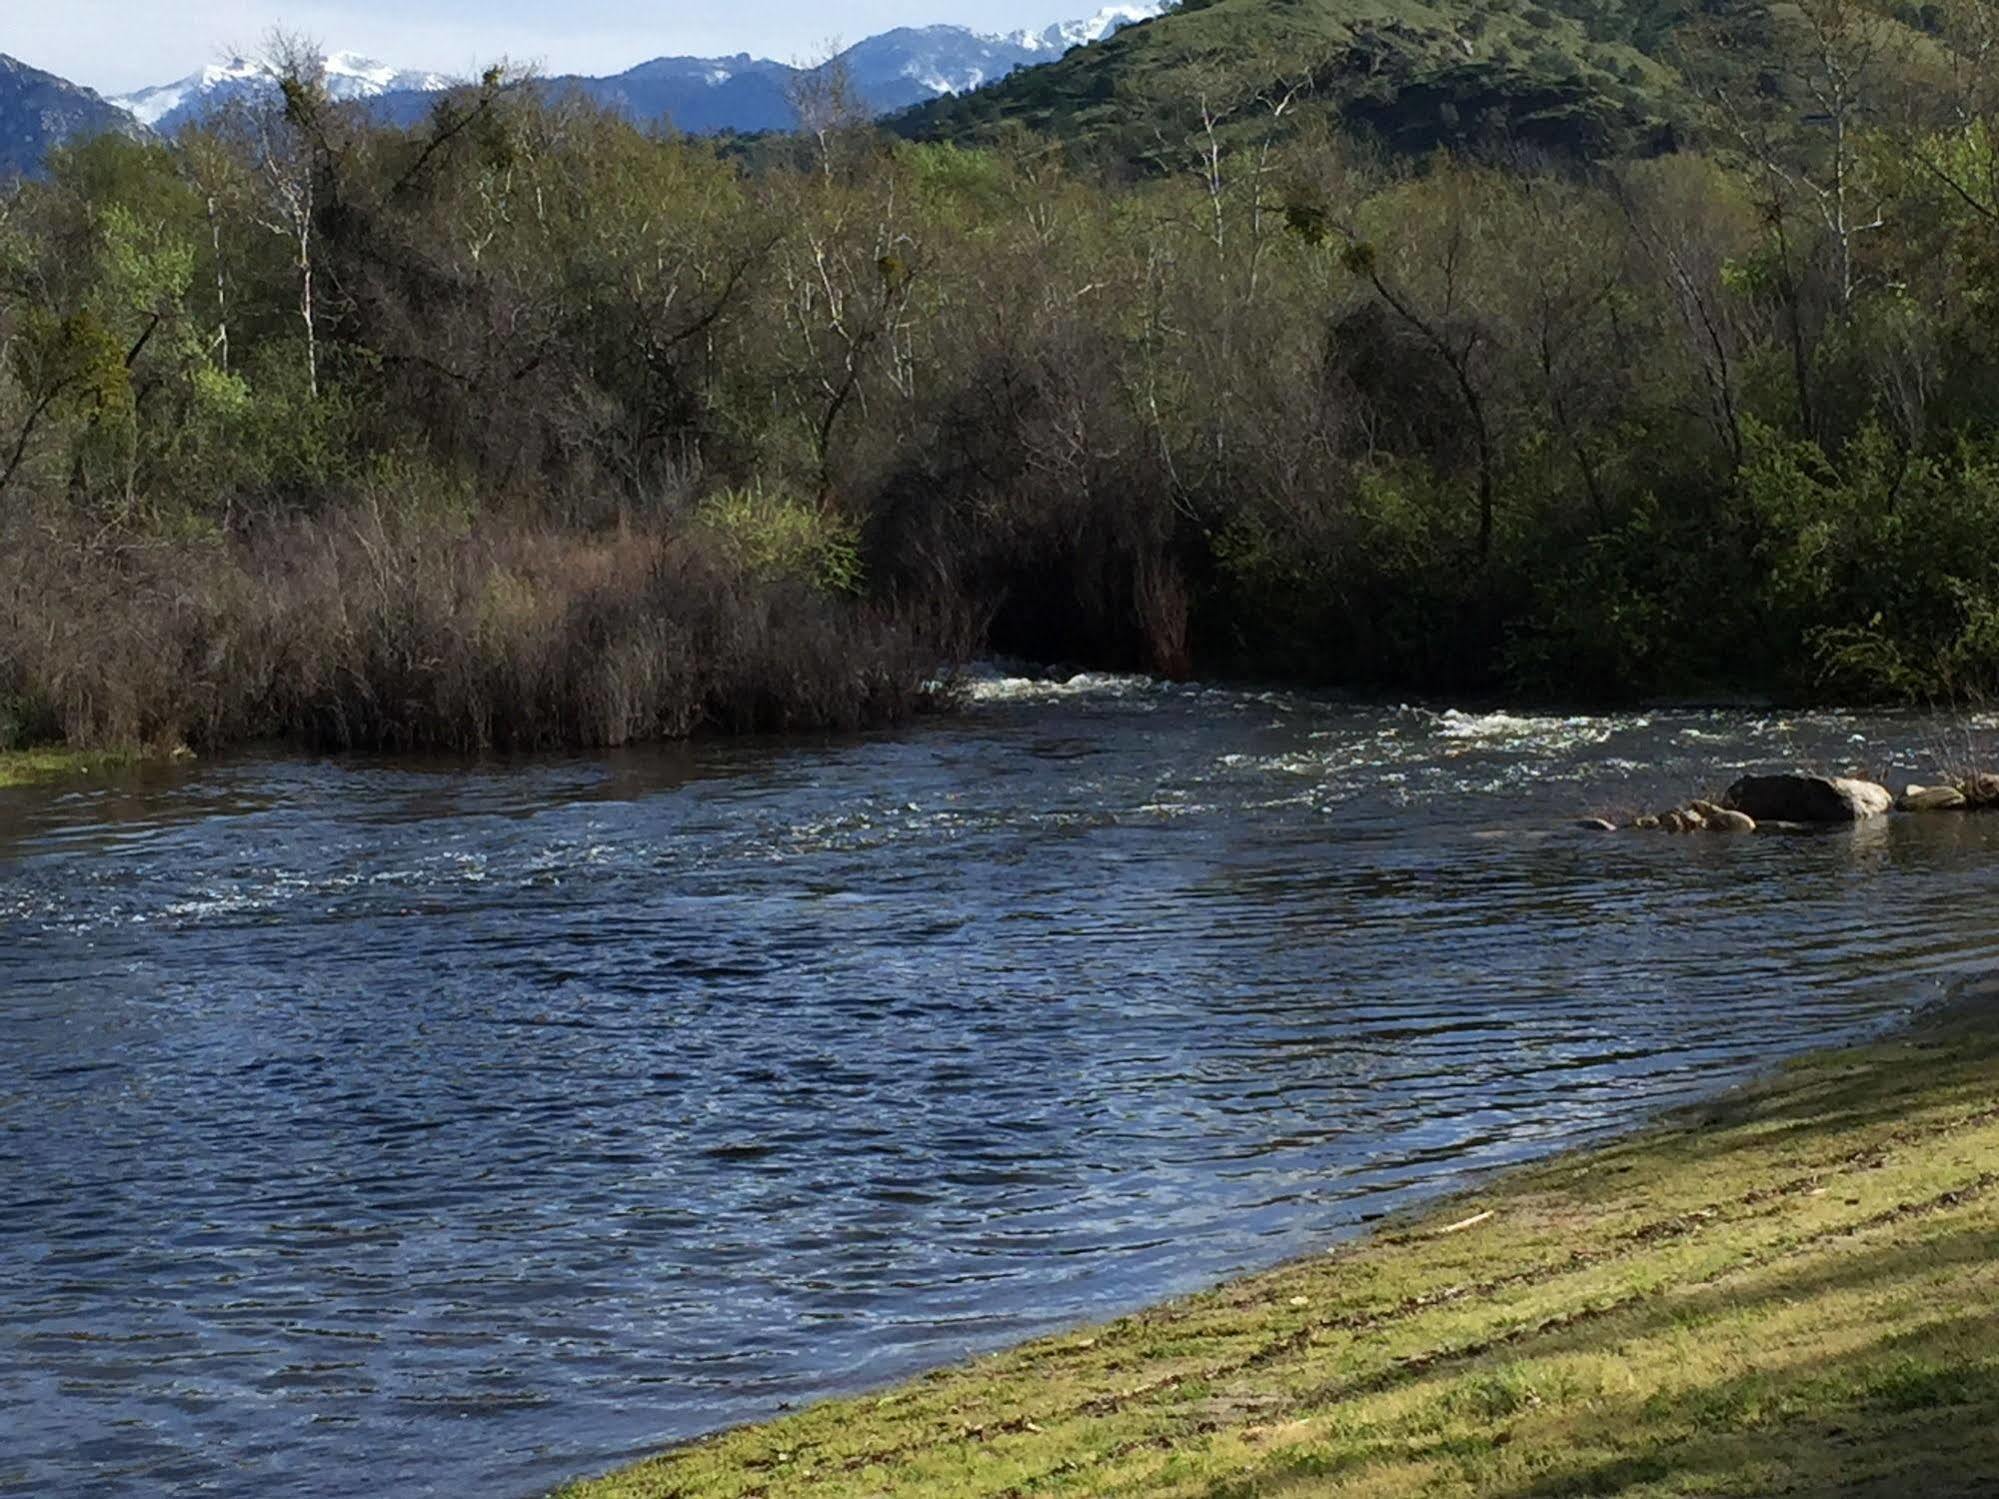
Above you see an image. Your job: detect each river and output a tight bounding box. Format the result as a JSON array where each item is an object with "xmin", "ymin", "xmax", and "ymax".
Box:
[{"xmin": 4, "ymin": 674, "xmax": 1997, "ymax": 1497}]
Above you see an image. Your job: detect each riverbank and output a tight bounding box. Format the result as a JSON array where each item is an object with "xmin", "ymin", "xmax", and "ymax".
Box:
[
  {"xmin": 564, "ymin": 988, "xmax": 1999, "ymax": 1498},
  {"xmin": 0, "ymin": 748, "xmax": 137, "ymax": 789}
]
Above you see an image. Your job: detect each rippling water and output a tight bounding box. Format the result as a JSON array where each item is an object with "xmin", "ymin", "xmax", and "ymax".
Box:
[{"xmin": 4, "ymin": 677, "xmax": 1997, "ymax": 1497}]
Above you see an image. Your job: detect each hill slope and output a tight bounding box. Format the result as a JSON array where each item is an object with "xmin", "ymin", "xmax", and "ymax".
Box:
[{"xmin": 898, "ymin": 0, "xmax": 1689, "ymax": 160}]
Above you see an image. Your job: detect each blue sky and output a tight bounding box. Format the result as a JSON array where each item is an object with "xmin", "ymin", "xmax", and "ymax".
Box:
[{"xmin": 19, "ymin": 1, "xmax": 1059, "ymax": 94}]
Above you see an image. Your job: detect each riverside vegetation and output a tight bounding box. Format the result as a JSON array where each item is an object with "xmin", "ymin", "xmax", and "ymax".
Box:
[
  {"xmin": 4, "ymin": 0, "xmax": 1999, "ymax": 756},
  {"xmin": 564, "ymin": 992, "xmax": 1999, "ymax": 1498}
]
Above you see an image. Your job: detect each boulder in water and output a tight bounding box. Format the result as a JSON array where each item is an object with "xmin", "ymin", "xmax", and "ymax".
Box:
[
  {"xmin": 1705, "ymin": 809, "xmax": 1757, "ymax": 833},
  {"xmin": 1723, "ymin": 774, "xmax": 1893, "ymax": 824},
  {"xmin": 1902, "ymin": 785, "xmax": 1969, "ymax": 812},
  {"xmin": 1632, "ymin": 814, "xmax": 1662, "ymax": 830},
  {"xmin": 1966, "ymin": 773, "xmax": 1999, "ymax": 809}
]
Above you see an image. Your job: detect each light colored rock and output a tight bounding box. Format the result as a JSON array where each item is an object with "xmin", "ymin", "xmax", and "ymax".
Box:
[
  {"xmin": 1661, "ymin": 809, "xmax": 1690, "ymax": 833},
  {"xmin": 1723, "ymin": 773, "xmax": 1893, "ymax": 824},
  {"xmin": 1578, "ymin": 817, "xmax": 1617, "ymax": 832},
  {"xmin": 1902, "ymin": 785, "xmax": 1968, "ymax": 812},
  {"xmin": 1681, "ymin": 807, "xmax": 1710, "ymax": 830},
  {"xmin": 1632, "ymin": 814, "xmax": 1662, "ymax": 830},
  {"xmin": 1966, "ymin": 773, "xmax": 1999, "ymax": 809},
  {"xmin": 1705, "ymin": 809, "xmax": 1757, "ymax": 832},
  {"xmin": 1689, "ymin": 799, "xmax": 1725, "ymax": 820}
]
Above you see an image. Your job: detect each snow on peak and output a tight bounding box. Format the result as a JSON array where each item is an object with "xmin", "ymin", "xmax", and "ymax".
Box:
[
  {"xmin": 112, "ymin": 49, "xmax": 453, "ymax": 129},
  {"xmin": 891, "ymin": 2, "xmax": 1167, "ymax": 100},
  {"xmin": 1011, "ymin": 2, "xmax": 1167, "ymax": 54},
  {"xmin": 106, "ymin": 5, "xmax": 1171, "ymax": 132}
]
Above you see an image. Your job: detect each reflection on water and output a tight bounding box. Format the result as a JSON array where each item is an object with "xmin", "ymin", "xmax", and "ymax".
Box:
[{"xmin": 2, "ymin": 679, "xmax": 1997, "ymax": 1497}]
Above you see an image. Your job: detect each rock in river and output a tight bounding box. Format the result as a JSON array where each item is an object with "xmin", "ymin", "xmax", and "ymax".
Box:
[
  {"xmin": 1723, "ymin": 774, "xmax": 1894, "ymax": 824},
  {"xmin": 1706, "ymin": 809, "xmax": 1757, "ymax": 832},
  {"xmin": 1902, "ymin": 785, "xmax": 1969, "ymax": 813}
]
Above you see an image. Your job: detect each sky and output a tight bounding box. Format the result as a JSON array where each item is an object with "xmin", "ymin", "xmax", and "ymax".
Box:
[{"xmin": 14, "ymin": 0, "xmax": 1064, "ymax": 95}]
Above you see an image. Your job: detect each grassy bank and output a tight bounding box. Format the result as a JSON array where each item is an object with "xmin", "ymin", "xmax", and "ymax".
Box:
[
  {"xmin": 566, "ymin": 994, "xmax": 1999, "ymax": 1499},
  {"xmin": 0, "ymin": 748, "xmax": 136, "ymax": 789}
]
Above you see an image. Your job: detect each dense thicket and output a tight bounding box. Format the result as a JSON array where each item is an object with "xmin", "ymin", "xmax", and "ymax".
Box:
[{"xmin": 3, "ymin": 1, "xmax": 1998, "ymax": 753}]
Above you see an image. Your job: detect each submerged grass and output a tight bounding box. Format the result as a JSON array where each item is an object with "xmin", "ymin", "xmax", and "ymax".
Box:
[{"xmin": 563, "ymin": 991, "xmax": 1999, "ymax": 1498}]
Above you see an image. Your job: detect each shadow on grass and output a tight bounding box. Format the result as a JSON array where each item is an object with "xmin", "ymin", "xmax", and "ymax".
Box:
[
  {"xmin": 1199, "ymin": 1231, "xmax": 1999, "ymax": 1497},
  {"xmin": 1201, "ymin": 1331, "xmax": 1999, "ymax": 1497},
  {"xmin": 1504, "ymin": 1330, "xmax": 1999, "ymax": 1498}
]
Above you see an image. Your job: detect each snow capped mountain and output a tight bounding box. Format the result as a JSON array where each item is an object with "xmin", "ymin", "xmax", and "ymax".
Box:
[
  {"xmin": 842, "ymin": 5, "xmax": 1166, "ymax": 104},
  {"xmin": 593, "ymin": 2, "xmax": 1170, "ymax": 126},
  {"xmin": 96, "ymin": 3, "xmax": 1170, "ymax": 146},
  {"xmin": 839, "ymin": 3, "xmax": 1166, "ymax": 109},
  {"xmin": 841, "ymin": 27, "xmax": 1047, "ymax": 108},
  {"xmin": 112, "ymin": 51, "xmax": 454, "ymax": 133},
  {"xmin": 1013, "ymin": 3, "xmax": 1168, "ymax": 54}
]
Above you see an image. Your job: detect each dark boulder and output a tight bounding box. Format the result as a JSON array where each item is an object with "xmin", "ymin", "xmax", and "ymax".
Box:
[{"xmin": 1723, "ymin": 774, "xmax": 1893, "ymax": 824}]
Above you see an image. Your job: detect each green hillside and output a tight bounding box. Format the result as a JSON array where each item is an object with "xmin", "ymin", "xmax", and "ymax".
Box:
[{"xmin": 899, "ymin": 0, "xmax": 1691, "ymax": 160}]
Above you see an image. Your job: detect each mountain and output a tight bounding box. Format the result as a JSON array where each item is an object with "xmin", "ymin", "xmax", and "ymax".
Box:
[
  {"xmin": 508, "ymin": 54, "xmax": 802, "ymax": 136},
  {"xmin": 841, "ymin": 27, "xmax": 1054, "ymax": 111},
  {"xmin": 111, "ymin": 6, "xmax": 1166, "ymax": 141},
  {"xmin": 8, "ymin": 6, "xmax": 1163, "ymax": 176},
  {"xmin": 111, "ymin": 51, "xmax": 455, "ymax": 133},
  {"xmin": 898, "ymin": 0, "xmax": 1690, "ymax": 161},
  {"xmin": 839, "ymin": 5, "xmax": 1167, "ymax": 108},
  {"xmin": 0, "ymin": 53, "xmax": 144, "ymax": 177},
  {"xmin": 538, "ymin": 7, "xmax": 1165, "ymax": 134}
]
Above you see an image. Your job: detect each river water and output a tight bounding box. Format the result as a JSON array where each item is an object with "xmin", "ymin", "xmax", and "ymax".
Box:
[{"xmin": 3, "ymin": 675, "xmax": 1997, "ymax": 1497}]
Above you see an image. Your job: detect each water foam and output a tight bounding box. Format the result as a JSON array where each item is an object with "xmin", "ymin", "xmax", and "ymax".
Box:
[{"xmin": 957, "ymin": 667, "xmax": 1161, "ymax": 704}]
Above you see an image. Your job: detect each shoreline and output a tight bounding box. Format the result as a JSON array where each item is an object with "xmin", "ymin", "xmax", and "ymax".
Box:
[
  {"xmin": 0, "ymin": 684, "xmax": 1986, "ymax": 788},
  {"xmin": 560, "ymin": 981, "xmax": 1999, "ymax": 1498},
  {"xmin": 0, "ymin": 747, "xmax": 142, "ymax": 789}
]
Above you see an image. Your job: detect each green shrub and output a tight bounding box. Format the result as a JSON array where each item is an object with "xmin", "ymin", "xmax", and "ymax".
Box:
[{"xmin": 696, "ymin": 487, "xmax": 864, "ymax": 595}]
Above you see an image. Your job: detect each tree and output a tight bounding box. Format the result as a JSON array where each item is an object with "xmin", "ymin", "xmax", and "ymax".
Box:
[
  {"xmin": 227, "ymin": 31, "xmax": 333, "ymax": 399},
  {"xmin": 1338, "ymin": 168, "xmax": 1511, "ymax": 564}
]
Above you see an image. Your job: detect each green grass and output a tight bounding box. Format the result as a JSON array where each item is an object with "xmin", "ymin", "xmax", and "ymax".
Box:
[
  {"xmin": 0, "ymin": 747, "xmax": 138, "ymax": 788},
  {"xmin": 562, "ymin": 991, "xmax": 1999, "ymax": 1498}
]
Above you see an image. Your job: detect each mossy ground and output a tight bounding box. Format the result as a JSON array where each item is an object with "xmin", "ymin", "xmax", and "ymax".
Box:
[
  {"xmin": 563, "ymin": 994, "xmax": 1999, "ymax": 1498},
  {"xmin": 0, "ymin": 748, "xmax": 136, "ymax": 789}
]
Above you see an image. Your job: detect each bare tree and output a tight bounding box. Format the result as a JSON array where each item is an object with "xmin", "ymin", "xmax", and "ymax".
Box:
[
  {"xmin": 1338, "ymin": 180, "xmax": 1503, "ymax": 564},
  {"xmin": 230, "ymin": 31, "xmax": 331, "ymax": 397},
  {"xmin": 1616, "ymin": 158, "xmax": 1755, "ymax": 471},
  {"xmin": 787, "ymin": 47, "xmax": 871, "ymax": 180}
]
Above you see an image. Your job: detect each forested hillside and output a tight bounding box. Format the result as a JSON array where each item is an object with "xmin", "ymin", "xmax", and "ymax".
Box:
[
  {"xmin": 899, "ymin": 0, "xmax": 1689, "ymax": 159},
  {"xmin": 2, "ymin": 1, "xmax": 1997, "ymax": 756}
]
